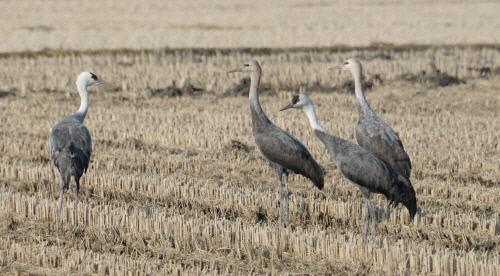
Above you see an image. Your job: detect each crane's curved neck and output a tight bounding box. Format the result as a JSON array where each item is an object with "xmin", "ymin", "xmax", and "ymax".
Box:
[
  {"xmin": 74, "ymin": 81, "xmax": 89, "ymax": 123},
  {"xmin": 352, "ymin": 69, "xmax": 371, "ymax": 113},
  {"xmin": 249, "ymin": 70, "xmax": 270, "ymax": 125},
  {"xmin": 304, "ymin": 102, "xmax": 343, "ymax": 159},
  {"xmin": 303, "ymin": 103, "xmax": 325, "ymax": 133}
]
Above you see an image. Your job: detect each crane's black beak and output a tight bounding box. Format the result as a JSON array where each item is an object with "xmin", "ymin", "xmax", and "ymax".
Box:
[{"xmin": 280, "ymin": 102, "xmax": 294, "ymax": 111}]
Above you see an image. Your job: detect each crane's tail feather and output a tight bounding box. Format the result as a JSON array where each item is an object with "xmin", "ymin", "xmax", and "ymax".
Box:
[
  {"xmin": 395, "ymin": 175, "xmax": 417, "ymax": 220},
  {"xmin": 395, "ymin": 159, "xmax": 412, "ymax": 180},
  {"xmin": 309, "ymin": 161, "xmax": 325, "ymax": 190}
]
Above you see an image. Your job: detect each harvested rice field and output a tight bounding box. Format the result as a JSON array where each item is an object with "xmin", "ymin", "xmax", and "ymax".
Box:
[{"xmin": 0, "ymin": 46, "xmax": 499, "ymax": 274}]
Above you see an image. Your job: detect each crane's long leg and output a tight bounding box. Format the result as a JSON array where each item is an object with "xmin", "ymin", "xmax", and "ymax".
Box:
[
  {"xmin": 360, "ymin": 188, "xmax": 371, "ymax": 244},
  {"xmin": 279, "ymin": 172, "xmax": 289, "ymax": 227},
  {"xmin": 50, "ymin": 167, "xmax": 57, "ymax": 193},
  {"xmin": 74, "ymin": 176, "xmax": 81, "ymax": 226},
  {"xmin": 362, "ymin": 197, "xmax": 369, "ymax": 243},
  {"xmin": 57, "ymin": 174, "xmax": 69, "ymax": 226},
  {"xmin": 75, "ymin": 176, "xmax": 81, "ymax": 201},
  {"xmin": 386, "ymin": 201, "xmax": 393, "ymax": 220},
  {"xmin": 368, "ymin": 199, "xmax": 377, "ymax": 241},
  {"xmin": 57, "ymin": 189, "xmax": 64, "ymax": 226}
]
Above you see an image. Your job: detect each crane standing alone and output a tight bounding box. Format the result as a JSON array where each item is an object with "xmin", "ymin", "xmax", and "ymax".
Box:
[
  {"xmin": 333, "ymin": 59, "xmax": 412, "ymax": 180},
  {"xmin": 281, "ymin": 92, "xmax": 416, "ymax": 240},
  {"xmin": 228, "ymin": 61, "xmax": 324, "ymax": 227},
  {"xmin": 48, "ymin": 71, "xmax": 102, "ymax": 224}
]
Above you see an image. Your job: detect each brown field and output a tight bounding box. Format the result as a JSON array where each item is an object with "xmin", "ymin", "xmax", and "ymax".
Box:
[
  {"xmin": 0, "ymin": 46, "xmax": 499, "ymax": 274},
  {"xmin": 2, "ymin": 0, "xmax": 500, "ymax": 52}
]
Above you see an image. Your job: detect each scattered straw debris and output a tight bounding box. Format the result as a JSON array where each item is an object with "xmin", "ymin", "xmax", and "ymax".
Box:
[
  {"xmin": 400, "ymin": 70, "xmax": 465, "ymax": 87},
  {"xmin": 148, "ymin": 79, "xmax": 213, "ymax": 97},
  {"xmin": 224, "ymin": 78, "xmax": 276, "ymax": 97},
  {"xmin": 0, "ymin": 88, "xmax": 17, "ymax": 98}
]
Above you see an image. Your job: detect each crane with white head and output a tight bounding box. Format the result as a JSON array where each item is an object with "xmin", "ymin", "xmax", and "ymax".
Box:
[
  {"xmin": 48, "ymin": 71, "xmax": 102, "ymax": 224},
  {"xmin": 281, "ymin": 91, "xmax": 416, "ymax": 241}
]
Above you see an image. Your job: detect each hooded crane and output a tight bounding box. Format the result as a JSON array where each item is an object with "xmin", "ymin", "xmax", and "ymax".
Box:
[
  {"xmin": 48, "ymin": 71, "xmax": 102, "ymax": 224},
  {"xmin": 332, "ymin": 59, "xmax": 412, "ymax": 180},
  {"xmin": 228, "ymin": 61, "xmax": 324, "ymax": 226},
  {"xmin": 281, "ymin": 92, "xmax": 416, "ymax": 240}
]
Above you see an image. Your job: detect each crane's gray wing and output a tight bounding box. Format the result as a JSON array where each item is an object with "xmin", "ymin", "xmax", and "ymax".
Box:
[
  {"xmin": 337, "ymin": 146, "xmax": 416, "ymax": 209},
  {"xmin": 336, "ymin": 142, "xmax": 396, "ymax": 195},
  {"xmin": 71, "ymin": 124, "xmax": 92, "ymax": 161},
  {"xmin": 315, "ymin": 129, "xmax": 393, "ymax": 193},
  {"xmin": 254, "ymin": 127, "xmax": 324, "ymax": 189},
  {"xmin": 316, "ymin": 130, "xmax": 415, "ymax": 212},
  {"xmin": 49, "ymin": 121, "xmax": 92, "ymax": 173},
  {"xmin": 315, "ymin": 129, "xmax": 417, "ymax": 216},
  {"xmin": 356, "ymin": 117, "xmax": 411, "ymax": 179}
]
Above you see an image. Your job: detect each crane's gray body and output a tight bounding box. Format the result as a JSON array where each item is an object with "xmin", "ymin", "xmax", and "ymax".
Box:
[
  {"xmin": 356, "ymin": 105, "xmax": 412, "ymax": 179},
  {"xmin": 48, "ymin": 115, "xmax": 92, "ymax": 192},
  {"xmin": 49, "ymin": 71, "xmax": 99, "ymax": 225},
  {"xmin": 314, "ymin": 129, "xmax": 412, "ymax": 204},
  {"xmin": 251, "ymin": 101, "xmax": 324, "ymax": 189},
  {"xmin": 230, "ymin": 61, "xmax": 323, "ymax": 228},
  {"xmin": 315, "ymin": 128, "xmax": 415, "ymax": 241},
  {"xmin": 339, "ymin": 58, "xmax": 412, "ymax": 180}
]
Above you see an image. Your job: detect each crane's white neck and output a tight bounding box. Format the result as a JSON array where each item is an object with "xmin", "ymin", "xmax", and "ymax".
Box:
[
  {"xmin": 74, "ymin": 80, "xmax": 89, "ymax": 123},
  {"xmin": 302, "ymin": 103, "xmax": 325, "ymax": 132},
  {"xmin": 352, "ymin": 69, "xmax": 370, "ymax": 112}
]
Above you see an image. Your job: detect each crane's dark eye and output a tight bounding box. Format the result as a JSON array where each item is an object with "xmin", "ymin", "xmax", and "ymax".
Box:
[
  {"xmin": 244, "ymin": 64, "xmax": 249, "ymax": 67},
  {"xmin": 343, "ymin": 62, "xmax": 348, "ymax": 65},
  {"xmin": 90, "ymin": 72, "xmax": 98, "ymax": 81},
  {"xmin": 292, "ymin": 94, "xmax": 300, "ymax": 104}
]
